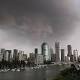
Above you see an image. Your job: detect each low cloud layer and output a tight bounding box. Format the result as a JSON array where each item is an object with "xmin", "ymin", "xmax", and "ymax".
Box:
[{"xmin": 0, "ymin": 0, "xmax": 80, "ymax": 52}]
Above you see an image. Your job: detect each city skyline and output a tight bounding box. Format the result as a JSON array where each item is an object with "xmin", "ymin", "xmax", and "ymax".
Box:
[
  {"xmin": 0, "ymin": 42, "xmax": 79, "ymax": 63},
  {"xmin": 0, "ymin": 41, "xmax": 79, "ymax": 57},
  {"xmin": 0, "ymin": 0, "xmax": 80, "ymax": 54}
]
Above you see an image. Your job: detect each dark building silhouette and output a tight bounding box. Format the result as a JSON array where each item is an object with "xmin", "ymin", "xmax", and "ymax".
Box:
[
  {"xmin": 50, "ymin": 48, "xmax": 56, "ymax": 62},
  {"xmin": 1, "ymin": 48, "xmax": 6, "ymax": 61},
  {"xmin": 55, "ymin": 42, "xmax": 60, "ymax": 62},
  {"xmin": 61, "ymin": 49, "xmax": 65, "ymax": 62},
  {"xmin": 34, "ymin": 48, "xmax": 38, "ymax": 58},
  {"xmin": 51, "ymin": 53, "xmax": 56, "ymax": 62},
  {"xmin": 67, "ymin": 45, "xmax": 72, "ymax": 57},
  {"xmin": 29, "ymin": 53, "xmax": 35, "ymax": 65},
  {"xmin": 13, "ymin": 49, "xmax": 18, "ymax": 61},
  {"xmin": 70, "ymin": 55, "xmax": 74, "ymax": 62}
]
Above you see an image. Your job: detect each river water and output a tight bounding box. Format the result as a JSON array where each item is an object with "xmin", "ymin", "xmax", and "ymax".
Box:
[{"xmin": 0, "ymin": 65, "xmax": 67, "ymax": 80}]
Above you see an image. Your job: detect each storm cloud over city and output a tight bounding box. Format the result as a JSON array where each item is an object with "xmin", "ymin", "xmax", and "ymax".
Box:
[{"xmin": 0, "ymin": 0, "xmax": 80, "ymax": 53}]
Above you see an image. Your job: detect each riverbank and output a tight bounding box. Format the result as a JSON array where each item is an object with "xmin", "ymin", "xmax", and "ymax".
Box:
[
  {"xmin": 53, "ymin": 67, "xmax": 80, "ymax": 80},
  {"xmin": 0, "ymin": 64, "xmax": 70, "ymax": 73}
]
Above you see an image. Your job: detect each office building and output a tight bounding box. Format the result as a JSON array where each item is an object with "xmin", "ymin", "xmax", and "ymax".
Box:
[
  {"xmin": 36, "ymin": 54, "xmax": 44, "ymax": 65},
  {"xmin": 41, "ymin": 42, "xmax": 51, "ymax": 62},
  {"xmin": 65, "ymin": 56, "xmax": 70, "ymax": 63},
  {"xmin": 13, "ymin": 49, "xmax": 18, "ymax": 61},
  {"xmin": 55, "ymin": 42, "xmax": 60, "ymax": 62},
  {"xmin": 73, "ymin": 50, "xmax": 78, "ymax": 62},
  {"xmin": 29, "ymin": 53, "xmax": 35, "ymax": 64},
  {"xmin": 1, "ymin": 48, "xmax": 6, "ymax": 60},
  {"xmin": 67, "ymin": 45, "xmax": 72, "ymax": 57},
  {"xmin": 61, "ymin": 49, "xmax": 65, "ymax": 62},
  {"xmin": 34, "ymin": 48, "xmax": 38, "ymax": 57},
  {"xmin": 22, "ymin": 54, "xmax": 27, "ymax": 61},
  {"xmin": 18, "ymin": 51, "xmax": 23, "ymax": 61},
  {"xmin": 51, "ymin": 53, "xmax": 56, "ymax": 62},
  {"xmin": 0, "ymin": 54, "xmax": 3, "ymax": 61},
  {"xmin": 7, "ymin": 50, "xmax": 12, "ymax": 62},
  {"xmin": 3, "ymin": 50, "xmax": 9, "ymax": 61},
  {"xmin": 70, "ymin": 55, "xmax": 74, "ymax": 62}
]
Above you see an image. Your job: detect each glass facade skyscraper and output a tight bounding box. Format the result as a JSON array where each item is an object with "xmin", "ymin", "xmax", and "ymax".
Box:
[{"xmin": 41, "ymin": 42, "xmax": 51, "ymax": 62}]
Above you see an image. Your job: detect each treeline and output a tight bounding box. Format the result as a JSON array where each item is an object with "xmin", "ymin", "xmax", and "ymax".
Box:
[{"xmin": 0, "ymin": 60, "xmax": 26, "ymax": 69}]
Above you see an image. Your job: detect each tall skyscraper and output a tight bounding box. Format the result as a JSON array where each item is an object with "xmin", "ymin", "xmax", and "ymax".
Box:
[
  {"xmin": 1, "ymin": 48, "xmax": 6, "ymax": 61},
  {"xmin": 67, "ymin": 45, "xmax": 72, "ymax": 57},
  {"xmin": 55, "ymin": 42, "xmax": 60, "ymax": 62},
  {"xmin": 41, "ymin": 42, "xmax": 51, "ymax": 62},
  {"xmin": 50, "ymin": 48, "xmax": 56, "ymax": 62},
  {"xmin": 29, "ymin": 53, "xmax": 35, "ymax": 64},
  {"xmin": 73, "ymin": 49, "xmax": 78, "ymax": 62},
  {"xmin": 34, "ymin": 48, "xmax": 38, "ymax": 58},
  {"xmin": 51, "ymin": 53, "xmax": 56, "ymax": 62},
  {"xmin": 61, "ymin": 49, "xmax": 65, "ymax": 62},
  {"xmin": 34, "ymin": 48, "xmax": 38, "ymax": 65},
  {"xmin": 7, "ymin": 50, "xmax": 12, "ymax": 62},
  {"xmin": 13, "ymin": 49, "xmax": 18, "ymax": 61}
]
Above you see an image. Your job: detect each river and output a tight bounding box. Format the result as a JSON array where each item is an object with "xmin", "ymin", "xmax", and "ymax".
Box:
[{"xmin": 0, "ymin": 65, "xmax": 68, "ymax": 80}]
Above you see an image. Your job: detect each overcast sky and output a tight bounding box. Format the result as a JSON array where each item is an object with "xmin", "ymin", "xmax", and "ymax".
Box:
[{"xmin": 0, "ymin": 0, "xmax": 80, "ymax": 54}]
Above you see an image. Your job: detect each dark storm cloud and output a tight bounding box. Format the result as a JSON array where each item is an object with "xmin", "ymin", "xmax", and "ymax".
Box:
[{"xmin": 0, "ymin": 0, "xmax": 79, "ymax": 47}]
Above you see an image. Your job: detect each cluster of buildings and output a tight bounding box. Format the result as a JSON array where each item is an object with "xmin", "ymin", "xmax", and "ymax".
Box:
[
  {"xmin": 0, "ymin": 49, "xmax": 27, "ymax": 62},
  {"xmin": 28, "ymin": 42, "xmax": 79, "ymax": 65},
  {"xmin": 0, "ymin": 42, "xmax": 79, "ymax": 66}
]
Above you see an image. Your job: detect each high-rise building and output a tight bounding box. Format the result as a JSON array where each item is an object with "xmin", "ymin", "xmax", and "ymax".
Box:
[
  {"xmin": 61, "ymin": 49, "xmax": 65, "ymax": 62},
  {"xmin": 51, "ymin": 53, "xmax": 56, "ymax": 62},
  {"xmin": 34, "ymin": 48, "xmax": 38, "ymax": 58},
  {"xmin": 73, "ymin": 50, "xmax": 78, "ymax": 62},
  {"xmin": 4, "ymin": 50, "xmax": 10, "ymax": 61},
  {"xmin": 7, "ymin": 50, "xmax": 12, "ymax": 62},
  {"xmin": 13, "ymin": 49, "xmax": 18, "ymax": 61},
  {"xmin": 29, "ymin": 53, "xmax": 35, "ymax": 64},
  {"xmin": 34, "ymin": 48, "xmax": 38, "ymax": 65},
  {"xmin": 70, "ymin": 55, "xmax": 74, "ymax": 62},
  {"xmin": 1, "ymin": 48, "xmax": 6, "ymax": 60},
  {"xmin": 18, "ymin": 51, "xmax": 27, "ymax": 61},
  {"xmin": 22, "ymin": 54, "xmax": 27, "ymax": 61},
  {"xmin": 41, "ymin": 42, "xmax": 51, "ymax": 62},
  {"xmin": 50, "ymin": 48, "xmax": 56, "ymax": 62},
  {"xmin": 18, "ymin": 50, "xmax": 23, "ymax": 61},
  {"xmin": 78, "ymin": 55, "xmax": 80, "ymax": 62},
  {"xmin": 67, "ymin": 45, "xmax": 72, "ymax": 57},
  {"xmin": 65, "ymin": 56, "xmax": 70, "ymax": 63},
  {"xmin": 0, "ymin": 54, "xmax": 3, "ymax": 62},
  {"xmin": 36, "ymin": 54, "xmax": 44, "ymax": 65},
  {"xmin": 55, "ymin": 42, "xmax": 60, "ymax": 62}
]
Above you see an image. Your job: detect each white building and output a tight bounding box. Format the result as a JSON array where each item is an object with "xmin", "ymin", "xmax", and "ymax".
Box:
[
  {"xmin": 4, "ymin": 50, "xmax": 9, "ymax": 61},
  {"xmin": 41, "ymin": 42, "xmax": 51, "ymax": 62}
]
